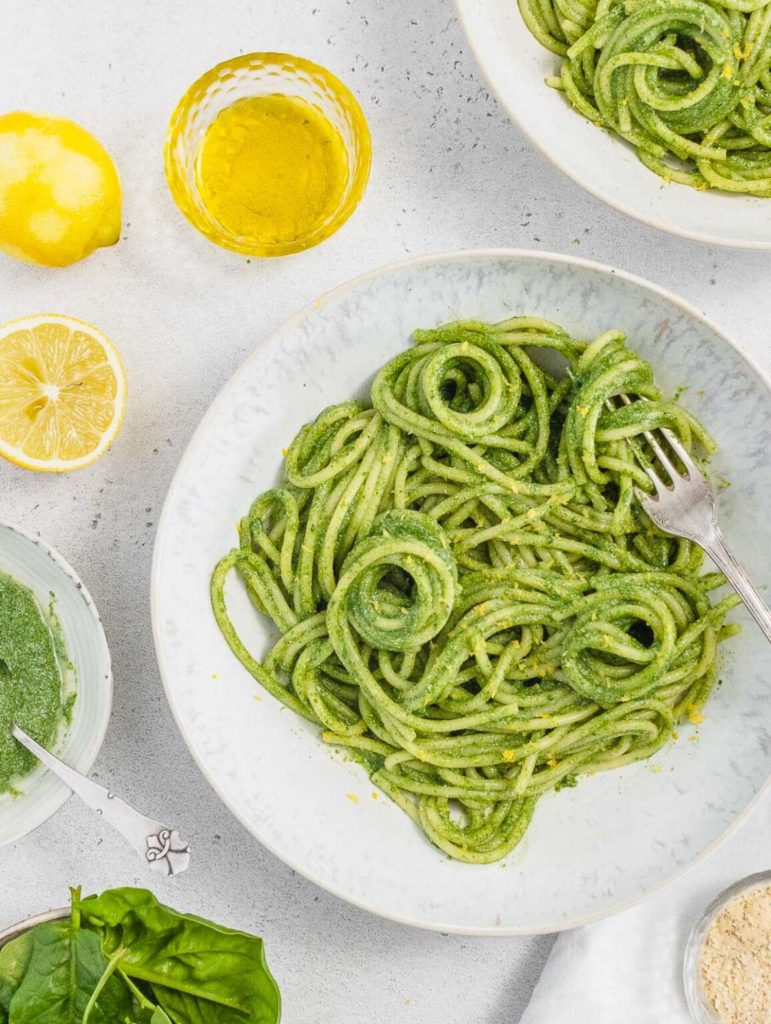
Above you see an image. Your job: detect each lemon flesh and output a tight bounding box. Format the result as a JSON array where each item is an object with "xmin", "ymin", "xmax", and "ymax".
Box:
[
  {"xmin": 0, "ymin": 314, "xmax": 126, "ymax": 472},
  {"xmin": 0, "ymin": 112, "xmax": 121, "ymax": 267}
]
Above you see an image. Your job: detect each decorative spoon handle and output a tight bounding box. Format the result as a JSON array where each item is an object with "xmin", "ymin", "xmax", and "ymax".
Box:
[{"xmin": 12, "ymin": 724, "xmax": 191, "ymax": 876}]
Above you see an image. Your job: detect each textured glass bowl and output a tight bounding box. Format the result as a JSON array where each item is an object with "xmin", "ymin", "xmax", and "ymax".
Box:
[
  {"xmin": 164, "ymin": 52, "xmax": 371, "ymax": 257},
  {"xmin": 683, "ymin": 870, "xmax": 771, "ymax": 1023}
]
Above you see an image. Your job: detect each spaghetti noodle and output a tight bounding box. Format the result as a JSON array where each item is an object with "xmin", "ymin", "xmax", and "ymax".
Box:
[
  {"xmin": 518, "ymin": 0, "xmax": 771, "ymax": 195},
  {"xmin": 212, "ymin": 318, "xmax": 739, "ymax": 863}
]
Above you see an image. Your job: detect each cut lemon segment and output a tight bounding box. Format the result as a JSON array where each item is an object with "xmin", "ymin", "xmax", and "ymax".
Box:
[{"xmin": 0, "ymin": 314, "xmax": 126, "ymax": 472}]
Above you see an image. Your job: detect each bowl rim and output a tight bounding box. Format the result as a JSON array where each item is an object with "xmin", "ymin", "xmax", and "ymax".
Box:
[
  {"xmin": 0, "ymin": 906, "xmax": 68, "ymax": 948},
  {"xmin": 0, "ymin": 518, "xmax": 113, "ymax": 847},
  {"xmin": 454, "ymin": 0, "xmax": 771, "ymax": 252},
  {"xmin": 151, "ymin": 247, "xmax": 771, "ymax": 935}
]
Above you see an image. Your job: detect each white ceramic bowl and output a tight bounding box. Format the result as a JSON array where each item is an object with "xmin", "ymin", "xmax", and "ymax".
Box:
[
  {"xmin": 153, "ymin": 250, "xmax": 771, "ymax": 934},
  {"xmin": 456, "ymin": 0, "xmax": 771, "ymax": 249},
  {"xmin": 0, "ymin": 521, "xmax": 112, "ymax": 846}
]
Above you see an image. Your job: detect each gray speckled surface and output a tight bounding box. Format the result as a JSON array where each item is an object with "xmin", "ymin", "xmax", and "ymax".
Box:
[{"xmin": 1, "ymin": 1, "xmax": 770, "ymax": 1021}]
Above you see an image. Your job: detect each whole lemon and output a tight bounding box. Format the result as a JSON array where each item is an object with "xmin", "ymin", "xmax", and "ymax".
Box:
[{"xmin": 0, "ymin": 112, "xmax": 121, "ymax": 267}]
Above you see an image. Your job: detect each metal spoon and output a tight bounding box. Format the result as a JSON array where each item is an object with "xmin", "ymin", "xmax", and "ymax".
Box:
[{"xmin": 12, "ymin": 724, "xmax": 191, "ymax": 876}]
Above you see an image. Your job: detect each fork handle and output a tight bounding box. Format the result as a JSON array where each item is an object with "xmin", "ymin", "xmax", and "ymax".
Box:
[
  {"xmin": 704, "ymin": 528, "xmax": 771, "ymax": 644},
  {"xmin": 11, "ymin": 725, "xmax": 191, "ymax": 876}
]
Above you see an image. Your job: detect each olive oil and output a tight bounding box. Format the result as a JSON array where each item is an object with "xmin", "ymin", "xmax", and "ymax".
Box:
[{"xmin": 196, "ymin": 94, "xmax": 349, "ymax": 247}]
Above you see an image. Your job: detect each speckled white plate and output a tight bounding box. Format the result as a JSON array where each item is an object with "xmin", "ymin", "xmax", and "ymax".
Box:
[
  {"xmin": 152, "ymin": 250, "xmax": 771, "ymax": 934},
  {"xmin": 456, "ymin": 0, "xmax": 771, "ymax": 249},
  {"xmin": 0, "ymin": 521, "xmax": 112, "ymax": 846}
]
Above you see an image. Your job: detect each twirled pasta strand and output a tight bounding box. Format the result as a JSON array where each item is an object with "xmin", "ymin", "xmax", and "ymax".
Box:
[
  {"xmin": 212, "ymin": 318, "xmax": 739, "ymax": 864},
  {"xmin": 519, "ymin": 0, "xmax": 771, "ymax": 195}
]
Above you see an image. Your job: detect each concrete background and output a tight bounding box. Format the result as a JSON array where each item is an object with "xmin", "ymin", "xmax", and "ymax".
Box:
[{"xmin": 0, "ymin": 2, "xmax": 769, "ymax": 1021}]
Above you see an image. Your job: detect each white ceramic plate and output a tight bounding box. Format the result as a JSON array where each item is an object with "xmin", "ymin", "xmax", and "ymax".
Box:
[
  {"xmin": 0, "ymin": 521, "xmax": 112, "ymax": 846},
  {"xmin": 153, "ymin": 250, "xmax": 771, "ymax": 934},
  {"xmin": 456, "ymin": 0, "xmax": 771, "ymax": 249}
]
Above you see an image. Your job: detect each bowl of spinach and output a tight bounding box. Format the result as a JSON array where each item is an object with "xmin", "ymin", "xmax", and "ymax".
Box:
[{"xmin": 0, "ymin": 887, "xmax": 281, "ymax": 1023}]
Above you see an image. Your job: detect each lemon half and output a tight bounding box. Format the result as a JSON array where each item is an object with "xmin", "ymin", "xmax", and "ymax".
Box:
[
  {"xmin": 0, "ymin": 314, "xmax": 126, "ymax": 472},
  {"xmin": 0, "ymin": 112, "xmax": 121, "ymax": 267}
]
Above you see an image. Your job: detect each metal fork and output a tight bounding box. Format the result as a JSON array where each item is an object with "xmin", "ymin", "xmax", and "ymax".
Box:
[
  {"xmin": 12, "ymin": 724, "xmax": 191, "ymax": 876},
  {"xmin": 633, "ymin": 423, "xmax": 771, "ymax": 643}
]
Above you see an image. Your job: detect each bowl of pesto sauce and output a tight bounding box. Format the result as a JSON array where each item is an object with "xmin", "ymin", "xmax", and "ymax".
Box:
[{"xmin": 0, "ymin": 520, "xmax": 112, "ymax": 845}]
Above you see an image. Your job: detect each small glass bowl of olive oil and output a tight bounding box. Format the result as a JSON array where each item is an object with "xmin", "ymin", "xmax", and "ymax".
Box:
[{"xmin": 165, "ymin": 52, "xmax": 371, "ymax": 257}]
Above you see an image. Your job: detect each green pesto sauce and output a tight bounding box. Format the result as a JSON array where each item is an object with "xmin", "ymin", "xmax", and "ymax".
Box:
[{"xmin": 0, "ymin": 572, "xmax": 67, "ymax": 792}]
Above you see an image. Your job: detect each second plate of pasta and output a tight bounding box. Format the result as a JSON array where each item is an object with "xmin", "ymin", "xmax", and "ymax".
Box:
[
  {"xmin": 456, "ymin": 0, "xmax": 771, "ymax": 249},
  {"xmin": 153, "ymin": 250, "xmax": 771, "ymax": 933}
]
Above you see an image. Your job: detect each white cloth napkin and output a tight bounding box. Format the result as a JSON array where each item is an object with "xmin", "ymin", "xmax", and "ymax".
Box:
[{"xmin": 520, "ymin": 796, "xmax": 771, "ymax": 1023}]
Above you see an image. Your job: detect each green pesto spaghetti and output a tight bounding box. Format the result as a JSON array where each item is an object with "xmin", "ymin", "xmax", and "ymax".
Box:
[
  {"xmin": 518, "ymin": 0, "xmax": 771, "ymax": 195},
  {"xmin": 212, "ymin": 317, "xmax": 739, "ymax": 864}
]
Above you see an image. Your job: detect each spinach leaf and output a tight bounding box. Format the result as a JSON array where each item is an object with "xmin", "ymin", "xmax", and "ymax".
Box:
[
  {"xmin": 143, "ymin": 1011, "xmax": 173, "ymax": 1024},
  {"xmin": 151, "ymin": 984, "xmax": 253, "ymax": 1024},
  {"xmin": 118, "ymin": 972, "xmax": 173, "ymax": 1023},
  {"xmin": 137, "ymin": 1006, "xmax": 173, "ymax": 1024},
  {"xmin": 8, "ymin": 919, "xmax": 134, "ymax": 1024},
  {"xmin": 0, "ymin": 932, "xmax": 33, "ymax": 1015},
  {"xmin": 77, "ymin": 889, "xmax": 280, "ymax": 1024}
]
